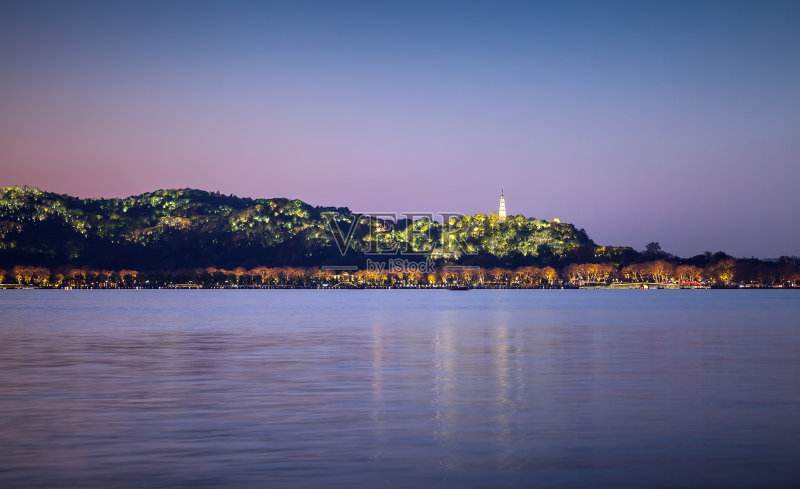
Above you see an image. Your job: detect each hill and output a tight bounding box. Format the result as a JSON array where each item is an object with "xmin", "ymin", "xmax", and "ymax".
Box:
[{"xmin": 0, "ymin": 186, "xmax": 597, "ymax": 269}]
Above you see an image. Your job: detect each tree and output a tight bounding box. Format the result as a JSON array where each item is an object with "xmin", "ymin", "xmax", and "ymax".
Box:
[
  {"xmin": 564, "ymin": 263, "xmax": 586, "ymax": 286},
  {"xmin": 586, "ymin": 263, "xmax": 614, "ymax": 284},
  {"xmin": 705, "ymin": 259, "xmax": 736, "ymax": 287},
  {"xmin": 52, "ymin": 273, "xmax": 64, "ymax": 287},
  {"xmin": 119, "ymin": 269, "xmax": 139, "ymax": 287},
  {"xmin": 643, "ymin": 242, "xmax": 667, "ymax": 258},
  {"xmin": 440, "ymin": 270, "xmax": 456, "ymax": 285},
  {"xmin": 649, "ymin": 260, "xmax": 675, "ymax": 284},
  {"xmin": 621, "ymin": 263, "xmax": 644, "ymax": 283},
  {"xmin": 311, "ymin": 268, "xmax": 332, "ymax": 285},
  {"xmin": 488, "ymin": 268, "xmax": 509, "ymax": 285},
  {"xmin": 69, "ymin": 268, "xmax": 88, "ymax": 286},
  {"xmin": 12, "ymin": 266, "xmax": 50, "ymax": 286},
  {"xmin": 251, "ymin": 267, "xmax": 276, "ymax": 286},
  {"xmin": 426, "ymin": 273, "xmax": 437, "ymax": 287},
  {"xmin": 675, "ymin": 265, "xmax": 703, "ymax": 284},
  {"xmin": 232, "ymin": 267, "xmax": 248, "ymax": 285},
  {"xmin": 542, "ymin": 267, "xmax": 558, "ymax": 287},
  {"xmin": 514, "ymin": 266, "xmax": 543, "ymax": 287}
]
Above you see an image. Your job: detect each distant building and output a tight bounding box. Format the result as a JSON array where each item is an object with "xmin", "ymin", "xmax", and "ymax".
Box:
[{"xmin": 498, "ymin": 190, "xmax": 506, "ymax": 222}]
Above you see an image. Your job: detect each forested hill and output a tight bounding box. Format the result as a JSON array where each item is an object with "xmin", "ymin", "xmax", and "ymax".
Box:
[{"xmin": 0, "ymin": 186, "xmax": 603, "ymax": 269}]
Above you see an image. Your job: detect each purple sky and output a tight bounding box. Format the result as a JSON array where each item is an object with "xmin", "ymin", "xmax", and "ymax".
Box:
[{"xmin": 1, "ymin": 1, "xmax": 798, "ymax": 257}]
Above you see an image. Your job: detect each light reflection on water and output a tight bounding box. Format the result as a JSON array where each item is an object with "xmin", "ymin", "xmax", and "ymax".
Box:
[{"xmin": 0, "ymin": 290, "xmax": 799, "ymax": 488}]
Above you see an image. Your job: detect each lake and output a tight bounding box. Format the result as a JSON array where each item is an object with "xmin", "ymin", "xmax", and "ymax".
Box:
[{"xmin": 0, "ymin": 290, "xmax": 799, "ymax": 488}]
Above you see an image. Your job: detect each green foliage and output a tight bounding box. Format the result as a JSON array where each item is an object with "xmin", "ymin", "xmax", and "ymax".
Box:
[{"xmin": 0, "ymin": 186, "xmax": 595, "ymax": 269}]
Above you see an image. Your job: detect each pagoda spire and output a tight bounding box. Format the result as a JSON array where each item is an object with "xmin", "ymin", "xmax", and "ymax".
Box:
[{"xmin": 498, "ymin": 189, "xmax": 506, "ymax": 222}]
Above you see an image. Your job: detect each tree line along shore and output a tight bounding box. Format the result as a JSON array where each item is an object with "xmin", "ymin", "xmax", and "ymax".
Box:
[
  {"xmin": 1, "ymin": 186, "xmax": 797, "ymax": 289},
  {"xmin": 3, "ymin": 258, "xmax": 799, "ymax": 289}
]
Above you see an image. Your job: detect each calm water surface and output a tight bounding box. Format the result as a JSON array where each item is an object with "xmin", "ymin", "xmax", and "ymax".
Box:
[{"xmin": 1, "ymin": 290, "xmax": 799, "ymax": 488}]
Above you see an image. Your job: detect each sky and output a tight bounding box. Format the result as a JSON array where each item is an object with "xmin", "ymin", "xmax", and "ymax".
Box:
[{"xmin": 1, "ymin": 1, "xmax": 798, "ymax": 257}]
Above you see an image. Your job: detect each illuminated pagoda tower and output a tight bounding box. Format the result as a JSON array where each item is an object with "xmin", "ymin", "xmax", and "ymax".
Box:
[{"xmin": 498, "ymin": 189, "xmax": 507, "ymax": 222}]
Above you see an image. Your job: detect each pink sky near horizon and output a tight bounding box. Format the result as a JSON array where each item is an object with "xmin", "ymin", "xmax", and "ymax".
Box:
[{"xmin": 1, "ymin": 1, "xmax": 799, "ymax": 258}]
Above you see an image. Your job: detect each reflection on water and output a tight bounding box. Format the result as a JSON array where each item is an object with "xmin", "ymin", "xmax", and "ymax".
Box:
[
  {"xmin": 493, "ymin": 321, "xmax": 513, "ymax": 465},
  {"xmin": 1, "ymin": 290, "xmax": 799, "ymax": 488}
]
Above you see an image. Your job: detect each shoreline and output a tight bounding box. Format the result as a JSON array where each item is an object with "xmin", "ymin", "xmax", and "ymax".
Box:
[{"xmin": 2, "ymin": 285, "xmax": 797, "ymax": 291}]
